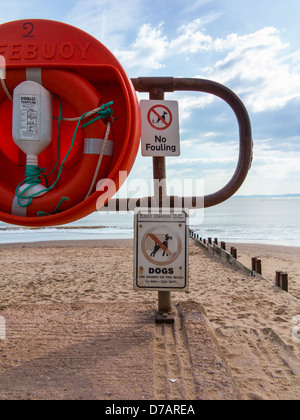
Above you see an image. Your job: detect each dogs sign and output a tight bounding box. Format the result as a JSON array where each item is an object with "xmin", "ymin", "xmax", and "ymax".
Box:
[{"xmin": 134, "ymin": 209, "xmax": 189, "ymax": 291}]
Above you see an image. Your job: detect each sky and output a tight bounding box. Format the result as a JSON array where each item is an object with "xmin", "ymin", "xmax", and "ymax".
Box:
[{"xmin": 1, "ymin": 0, "xmax": 300, "ymax": 198}]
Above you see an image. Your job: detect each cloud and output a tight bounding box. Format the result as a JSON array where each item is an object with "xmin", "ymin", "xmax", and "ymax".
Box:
[
  {"xmin": 115, "ymin": 19, "xmax": 300, "ymax": 114},
  {"xmin": 115, "ymin": 17, "xmax": 217, "ymax": 71},
  {"xmin": 168, "ymin": 18, "xmax": 215, "ymax": 54},
  {"xmin": 115, "ymin": 23, "xmax": 168, "ymax": 70},
  {"xmin": 183, "ymin": 0, "xmax": 214, "ymax": 13},
  {"xmin": 168, "ymin": 139, "xmax": 239, "ymax": 171},
  {"xmin": 203, "ymin": 27, "xmax": 300, "ymax": 112},
  {"xmin": 65, "ymin": 0, "xmax": 143, "ymax": 50},
  {"xmin": 174, "ymin": 93, "xmax": 216, "ymax": 122},
  {"xmin": 237, "ymin": 135, "xmax": 300, "ymax": 195}
]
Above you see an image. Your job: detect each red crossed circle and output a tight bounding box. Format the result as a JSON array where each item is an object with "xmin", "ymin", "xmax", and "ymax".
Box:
[{"xmin": 147, "ymin": 105, "xmax": 172, "ymax": 130}]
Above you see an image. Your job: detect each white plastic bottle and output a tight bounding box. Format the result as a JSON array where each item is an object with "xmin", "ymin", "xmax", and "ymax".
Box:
[{"xmin": 12, "ymin": 80, "xmax": 53, "ymax": 198}]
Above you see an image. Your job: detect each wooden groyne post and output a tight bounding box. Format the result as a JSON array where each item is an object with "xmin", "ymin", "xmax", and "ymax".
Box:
[
  {"xmin": 251, "ymin": 257, "xmax": 262, "ymax": 275},
  {"xmin": 275, "ymin": 271, "xmax": 289, "ymax": 292}
]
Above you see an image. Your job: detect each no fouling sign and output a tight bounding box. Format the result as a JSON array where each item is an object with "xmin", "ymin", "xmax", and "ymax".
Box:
[{"xmin": 140, "ymin": 100, "xmax": 180, "ymax": 157}]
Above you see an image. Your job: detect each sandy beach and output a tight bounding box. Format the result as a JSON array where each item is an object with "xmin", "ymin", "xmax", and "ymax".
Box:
[{"xmin": 0, "ymin": 238, "xmax": 299, "ymax": 400}]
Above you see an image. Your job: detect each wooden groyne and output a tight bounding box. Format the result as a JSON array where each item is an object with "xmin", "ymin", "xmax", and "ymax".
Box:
[{"xmin": 189, "ymin": 229, "xmax": 289, "ymax": 292}]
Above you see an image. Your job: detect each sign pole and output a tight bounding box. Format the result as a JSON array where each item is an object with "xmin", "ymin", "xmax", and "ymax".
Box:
[{"xmin": 150, "ymin": 88, "xmax": 172, "ymax": 320}]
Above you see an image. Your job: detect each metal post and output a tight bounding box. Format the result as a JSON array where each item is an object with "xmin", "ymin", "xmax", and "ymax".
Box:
[{"xmin": 150, "ymin": 88, "xmax": 173, "ymax": 322}]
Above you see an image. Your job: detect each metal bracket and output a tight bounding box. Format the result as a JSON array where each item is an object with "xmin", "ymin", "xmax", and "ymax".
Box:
[{"xmin": 98, "ymin": 76, "xmax": 253, "ymax": 212}]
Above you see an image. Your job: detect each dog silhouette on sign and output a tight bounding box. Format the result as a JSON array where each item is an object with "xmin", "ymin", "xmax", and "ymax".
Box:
[
  {"xmin": 156, "ymin": 111, "xmax": 168, "ymax": 124},
  {"xmin": 150, "ymin": 234, "xmax": 173, "ymax": 257}
]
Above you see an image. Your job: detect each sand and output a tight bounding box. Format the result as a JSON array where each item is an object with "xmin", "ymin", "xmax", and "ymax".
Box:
[{"xmin": 0, "ymin": 238, "xmax": 299, "ymax": 400}]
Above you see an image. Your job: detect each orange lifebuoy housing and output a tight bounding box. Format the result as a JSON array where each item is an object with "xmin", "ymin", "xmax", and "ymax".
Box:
[
  {"xmin": 0, "ymin": 19, "xmax": 141, "ymax": 227},
  {"xmin": 1, "ymin": 68, "xmax": 113, "ymax": 217}
]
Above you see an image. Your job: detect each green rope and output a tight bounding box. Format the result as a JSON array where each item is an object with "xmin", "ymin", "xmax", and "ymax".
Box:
[
  {"xmin": 37, "ymin": 197, "xmax": 69, "ymax": 217},
  {"xmin": 15, "ymin": 100, "xmax": 114, "ymax": 216},
  {"xmin": 15, "ymin": 165, "xmax": 48, "ymax": 207},
  {"xmin": 81, "ymin": 101, "xmax": 113, "ymax": 129}
]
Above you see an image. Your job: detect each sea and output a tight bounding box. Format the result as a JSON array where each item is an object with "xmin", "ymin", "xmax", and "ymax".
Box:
[{"xmin": 0, "ymin": 195, "xmax": 299, "ymax": 247}]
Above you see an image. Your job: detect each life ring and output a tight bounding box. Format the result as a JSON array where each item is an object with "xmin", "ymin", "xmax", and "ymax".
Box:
[{"xmin": 0, "ymin": 68, "xmax": 115, "ymax": 221}]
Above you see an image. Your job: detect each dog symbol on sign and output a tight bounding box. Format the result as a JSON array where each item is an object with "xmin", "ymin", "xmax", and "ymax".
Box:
[
  {"xmin": 149, "ymin": 234, "xmax": 173, "ymax": 258},
  {"xmin": 154, "ymin": 111, "xmax": 168, "ymax": 124}
]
